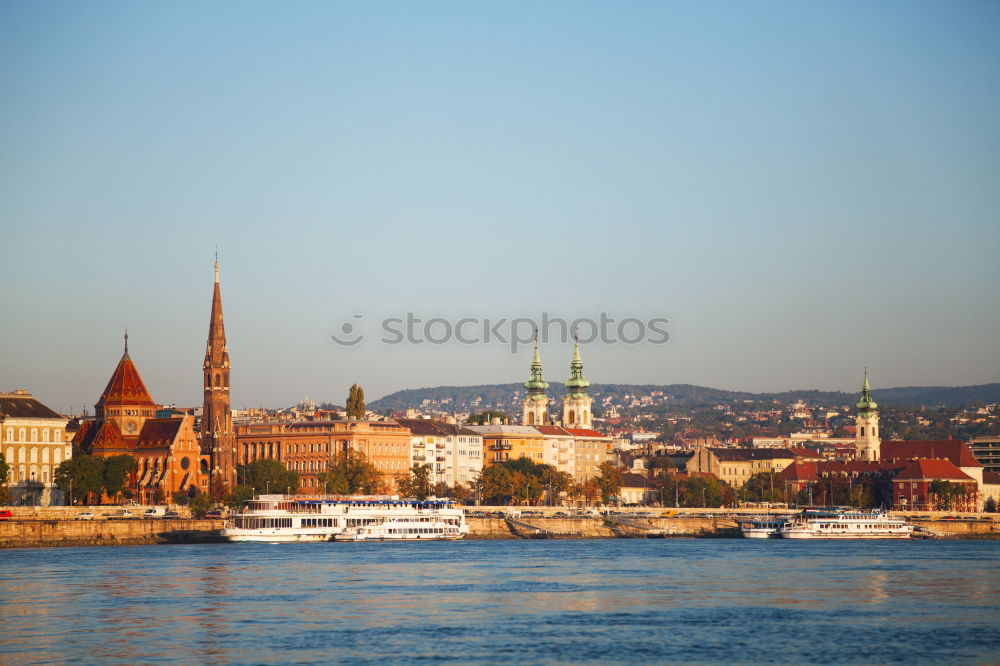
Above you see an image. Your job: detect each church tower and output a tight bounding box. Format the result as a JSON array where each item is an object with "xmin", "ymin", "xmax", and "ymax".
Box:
[
  {"xmin": 202, "ymin": 259, "xmax": 236, "ymax": 490},
  {"xmin": 562, "ymin": 339, "xmax": 593, "ymax": 428},
  {"xmin": 522, "ymin": 342, "xmax": 550, "ymax": 425},
  {"xmin": 95, "ymin": 332, "xmax": 157, "ymax": 438},
  {"xmin": 854, "ymin": 368, "xmax": 880, "ymax": 462}
]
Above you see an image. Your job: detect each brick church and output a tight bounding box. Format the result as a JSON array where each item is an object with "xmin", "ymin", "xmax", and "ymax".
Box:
[{"xmin": 74, "ymin": 260, "xmax": 236, "ymax": 502}]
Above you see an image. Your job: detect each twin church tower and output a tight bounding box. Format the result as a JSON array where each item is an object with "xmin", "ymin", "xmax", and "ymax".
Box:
[{"xmin": 521, "ymin": 339, "xmax": 593, "ymax": 428}]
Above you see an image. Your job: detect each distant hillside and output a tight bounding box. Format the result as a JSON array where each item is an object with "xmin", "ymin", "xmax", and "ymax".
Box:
[{"xmin": 368, "ymin": 382, "xmax": 1000, "ymax": 412}]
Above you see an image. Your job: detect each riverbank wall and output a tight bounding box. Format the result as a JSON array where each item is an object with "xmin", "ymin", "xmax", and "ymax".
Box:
[{"xmin": 2, "ymin": 509, "xmax": 997, "ymax": 548}]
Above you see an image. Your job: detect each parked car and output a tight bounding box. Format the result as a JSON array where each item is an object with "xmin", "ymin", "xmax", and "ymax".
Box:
[
  {"xmin": 204, "ymin": 510, "xmax": 224, "ymax": 519},
  {"xmin": 75, "ymin": 512, "xmax": 95, "ymax": 521},
  {"xmin": 163, "ymin": 510, "xmax": 181, "ymax": 519},
  {"xmin": 109, "ymin": 510, "xmax": 134, "ymax": 519},
  {"xmin": 0, "ymin": 510, "xmax": 13, "ymax": 521}
]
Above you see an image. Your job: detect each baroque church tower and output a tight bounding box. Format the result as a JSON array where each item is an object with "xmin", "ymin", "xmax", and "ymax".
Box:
[
  {"xmin": 202, "ymin": 259, "xmax": 236, "ymax": 490},
  {"xmin": 522, "ymin": 341, "xmax": 550, "ymax": 425},
  {"xmin": 854, "ymin": 368, "xmax": 880, "ymax": 462},
  {"xmin": 562, "ymin": 339, "xmax": 593, "ymax": 428}
]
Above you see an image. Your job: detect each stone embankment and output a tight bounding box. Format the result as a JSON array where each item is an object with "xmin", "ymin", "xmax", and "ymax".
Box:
[
  {"xmin": 1, "ymin": 506, "xmax": 997, "ymax": 548},
  {"xmin": 0, "ymin": 517, "xmax": 224, "ymax": 549}
]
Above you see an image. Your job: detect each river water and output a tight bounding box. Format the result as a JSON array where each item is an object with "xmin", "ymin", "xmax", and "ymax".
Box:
[{"xmin": 2, "ymin": 539, "xmax": 998, "ymax": 664}]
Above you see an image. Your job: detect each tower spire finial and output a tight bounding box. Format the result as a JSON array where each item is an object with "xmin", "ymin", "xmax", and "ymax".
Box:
[
  {"xmin": 124, "ymin": 328, "xmax": 128, "ymax": 354},
  {"xmin": 214, "ymin": 248, "xmax": 219, "ymax": 284}
]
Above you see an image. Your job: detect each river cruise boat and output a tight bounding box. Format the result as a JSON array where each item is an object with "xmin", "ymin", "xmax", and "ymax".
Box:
[
  {"xmin": 333, "ymin": 515, "xmax": 467, "ymax": 541},
  {"xmin": 737, "ymin": 516, "xmax": 790, "ymax": 539},
  {"xmin": 779, "ymin": 508, "xmax": 913, "ymax": 539},
  {"xmin": 220, "ymin": 495, "xmax": 467, "ymax": 543}
]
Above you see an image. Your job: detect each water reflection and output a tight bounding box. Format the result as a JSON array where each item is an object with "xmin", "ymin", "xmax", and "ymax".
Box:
[{"xmin": 0, "ymin": 541, "xmax": 998, "ymax": 664}]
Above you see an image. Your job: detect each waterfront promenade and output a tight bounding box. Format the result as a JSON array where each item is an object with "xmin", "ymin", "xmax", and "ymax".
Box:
[{"xmin": 2, "ymin": 505, "xmax": 998, "ymax": 548}]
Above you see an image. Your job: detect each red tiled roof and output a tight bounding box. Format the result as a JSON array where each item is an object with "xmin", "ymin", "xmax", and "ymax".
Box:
[
  {"xmin": 881, "ymin": 440, "xmax": 981, "ymax": 468},
  {"xmin": 893, "ymin": 459, "xmax": 975, "ymax": 482},
  {"xmin": 135, "ymin": 419, "xmax": 183, "ymax": 450},
  {"xmin": 90, "ymin": 420, "xmax": 129, "ymax": 452},
  {"xmin": 788, "ymin": 447, "xmax": 822, "ymax": 458},
  {"xmin": 96, "ymin": 350, "xmax": 156, "ymax": 409},
  {"xmin": 535, "ymin": 425, "xmax": 572, "ymax": 436},
  {"xmin": 781, "ymin": 462, "xmax": 818, "ymax": 482},
  {"xmin": 565, "ymin": 428, "xmax": 609, "ymax": 438}
]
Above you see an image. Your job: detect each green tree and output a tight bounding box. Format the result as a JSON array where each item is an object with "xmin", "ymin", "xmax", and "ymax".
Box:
[
  {"xmin": 397, "ymin": 463, "xmax": 433, "ymax": 499},
  {"xmin": 741, "ymin": 472, "xmax": 784, "ymax": 504},
  {"xmin": 103, "ymin": 455, "xmax": 137, "ymax": 501},
  {"xmin": 596, "ymin": 462, "xmax": 623, "ymax": 504},
  {"xmin": 238, "ymin": 458, "xmax": 300, "ymax": 496},
  {"xmin": 449, "ymin": 482, "xmax": 472, "ymax": 503},
  {"xmin": 189, "ymin": 492, "xmax": 212, "ymax": 518},
  {"xmin": 172, "ymin": 489, "xmax": 190, "ymax": 506},
  {"xmin": 321, "ymin": 451, "xmax": 380, "ymax": 494},
  {"xmin": 346, "ymin": 384, "xmax": 366, "ymax": 420},
  {"xmin": 224, "ymin": 484, "xmax": 254, "ymax": 510},
  {"xmin": 0, "ymin": 453, "xmax": 10, "ymax": 489},
  {"xmin": 682, "ymin": 475, "xmax": 724, "ymax": 508},
  {"xmin": 985, "ymin": 497, "xmax": 997, "ymax": 513},
  {"xmin": 54, "ymin": 454, "xmax": 105, "ymax": 505}
]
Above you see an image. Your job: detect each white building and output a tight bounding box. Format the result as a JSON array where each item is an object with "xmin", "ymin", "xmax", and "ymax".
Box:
[
  {"xmin": 397, "ymin": 418, "xmax": 483, "ymax": 489},
  {"xmin": 1, "ymin": 390, "xmax": 71, "ymax": 505}
]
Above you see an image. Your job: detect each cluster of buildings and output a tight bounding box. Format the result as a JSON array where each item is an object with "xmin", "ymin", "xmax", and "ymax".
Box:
[
  {"xmin": 669, "ymin": 375, "xmax": 999, "ymax": 512},
  {"xmin": 2, "ymin": 263, "xmax": 998, "ymax": 512}
]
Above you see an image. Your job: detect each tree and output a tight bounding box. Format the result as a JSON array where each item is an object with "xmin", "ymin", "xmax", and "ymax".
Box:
[
  {"xmin": 103, "ymin": 455, "xmax": 137, "ymax": 501},
  {"xmin": 238, "ymin": 459, "xmax": 300, "ymax": 496},
  {"xmin": 151, "ymin": 488, "xmax": 167, "ymax": 505},
  {"xmin": 741, "ymin": 473, "xmax": 784, "ymax": 505},
  {"xmin": 55, "ymin": 454, "xmax": 105, "ymax": 505},
  {"xmin": 0, "ymin": 453, "xmax": 10, "ymax": 489},
  {"xmin": 449, "ymin": 482, "xmax": 472, "ymax": 503},
  {"xmin": 985, "ymin": 497, "xmax": 997, "ymax": 513},
  {"xmin": 189, "ymin": 492, "xmax": 212, "ymax": 518},
  {"xmin": 596, "ymin": 462, "xmax": 623, "ymax": 504},
  {"xmin": 321, "ymin": 451, "xmax": 380, "ymax": 495},
  {"xmin": 210, "ymin": 472, "xmax": 230, "ymax": 503},
  {"xmin": 225, "ymin": 484, "xmax": 254, "ymax": 510},
  {"xmin": 397, "ymin": 463, "xmax": 433, "ymax": 500},
  {"xmin": 346, "ymin": 384, "xmax": 366, "ymax": 420}
]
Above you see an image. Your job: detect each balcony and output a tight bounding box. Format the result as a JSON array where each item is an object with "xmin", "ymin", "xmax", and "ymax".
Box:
[
  {"xmin": 436, "ymin": 456, "xmax": 446, "ymax": 462},
  {"xmin": 489, "ymin": 443, "xmax": 512, "ymax": 451},
  {"xmin": 412, "ymin": 442, "xmax": 425, "ymax": 449},
  {"xmin": 413, "ymin": 454, "xmax": 426, "ymax": 461}
]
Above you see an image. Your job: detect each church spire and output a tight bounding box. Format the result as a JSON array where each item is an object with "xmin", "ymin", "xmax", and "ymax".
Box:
[
  {"xmin": 521, "ymin": 332, "xmax": 550, "ymax": 425},
  {"xmin": 564, "ymin": 336, "xmax": 590, "ymax": 396},
  {"xmin": 203, "ymin": 255, "xmax": 235, "ymax": 491},
  {"xmin": 856, "ymin": 366, "xmax": 877, "ymax": 413}
]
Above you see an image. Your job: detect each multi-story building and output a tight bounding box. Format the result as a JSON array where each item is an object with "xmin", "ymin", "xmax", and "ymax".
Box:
[
  {"xmin": 685, "ymin": 446, "xmax": 798, "ymax": 488},
  {"xmin": 0, "ymin": 390, "xmax": 70, "ymax": 505},
  {"xmin": 892, "ymin": 459, "xmax": 979, "ymax": 512},
  {"xmin": 467, "ymin": 425, "xmax": 547, "ymax": 466},
  {"xmin": 235, "ymin": 419, "xmax": 412, "ymax": 493},
  {"xmin": 396, "ymin": 418, "xmax": 483, "ymax": 488},
  {"xmin": 567, "ymin": 427, "xmax": 613, "ymax": 482},
  {"xmin": 968, "ymin": 437, "xmax": 1000, "ymax": 475}
]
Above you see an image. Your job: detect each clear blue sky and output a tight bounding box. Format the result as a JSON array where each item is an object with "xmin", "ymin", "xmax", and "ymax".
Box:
[{"xmin": 2, "ymin": 1, "xmax": 998, "ymax": 413}]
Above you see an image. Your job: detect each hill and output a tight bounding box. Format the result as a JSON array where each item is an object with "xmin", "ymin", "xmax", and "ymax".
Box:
[{"xmin": 368, "ymin": 382, "xmax": 1000, "ymax": 413}]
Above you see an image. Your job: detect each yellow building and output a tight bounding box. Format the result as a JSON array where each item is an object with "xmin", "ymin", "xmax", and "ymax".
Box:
[
  {"xmin": 467, "ymin": 425, "xmax": 547, "ymax": 466},
  {"xmin": 685, "ymin": 446, "xmax": 797, "ymax": 488}
]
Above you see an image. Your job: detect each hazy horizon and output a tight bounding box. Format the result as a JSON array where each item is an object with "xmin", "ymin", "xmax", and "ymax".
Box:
[{"xmin": 3, "ymin": 2, "xmax": 999, "ymax": 413}]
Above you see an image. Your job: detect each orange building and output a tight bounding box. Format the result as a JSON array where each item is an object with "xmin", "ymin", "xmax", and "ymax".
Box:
[
  {"xmin": 235, "ymin": 420, "xmax": 412, "ymax": 493},
  {"xmin": 74, "ymin": 335, "xmax": 210, "ymax": 502}
]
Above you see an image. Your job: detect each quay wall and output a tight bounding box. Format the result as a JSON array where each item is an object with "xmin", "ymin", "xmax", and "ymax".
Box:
[{"xmin": 0, "ymin": 518, "xmax": 222, "ymax": 549}]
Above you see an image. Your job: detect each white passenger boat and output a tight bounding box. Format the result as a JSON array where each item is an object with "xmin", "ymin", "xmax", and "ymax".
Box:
[
  {"xmin": 220, "ymin": 495, "xmax": 468, "ymax": 543},
  {"xmin": 779, "ymin": 508, "xmax": 913, "ymax": 539},
  {"xmin": 738, "ymin": 516, "xmax": 790, "ymax": 539},
  {"xmin": 333, "ymin": 515, "xmax": 468, "ymax": 541}
]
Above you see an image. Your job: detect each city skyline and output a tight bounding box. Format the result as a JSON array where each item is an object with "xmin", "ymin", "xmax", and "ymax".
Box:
[{"xmin": 2, "ymin": 2, "xmax": 999, "ymax": 411}]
